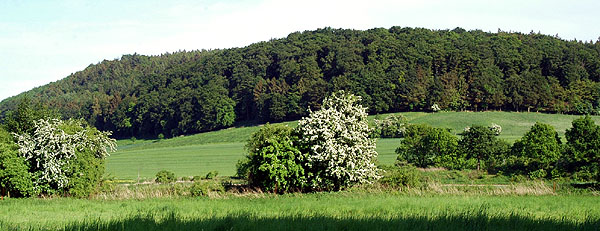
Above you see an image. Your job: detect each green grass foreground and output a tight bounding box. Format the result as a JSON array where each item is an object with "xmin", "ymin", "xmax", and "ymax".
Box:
[
  {"xmin": 1, "ymin": 193, "xmax": 599, "ymax": 231},
  {"xmin": 106, "ymin": 112, "xmax": 600, "ymax": 180}
]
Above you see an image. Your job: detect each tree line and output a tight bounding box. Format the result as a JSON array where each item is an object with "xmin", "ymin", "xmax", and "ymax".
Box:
[
  {"xmin": 392, "ymin": 115, "xmax": 600, "ymax": 181},
  {"xmin": 1, "ymin": 27, "xmax": 599, "ymax": 138}
]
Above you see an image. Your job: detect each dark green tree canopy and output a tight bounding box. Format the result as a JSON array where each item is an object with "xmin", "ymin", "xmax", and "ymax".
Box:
[{"xmin": 1, "ymin": 27, "xmax": 599, "ymax": 138}]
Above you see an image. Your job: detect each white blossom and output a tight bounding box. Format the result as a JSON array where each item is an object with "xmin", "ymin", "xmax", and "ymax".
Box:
[
  {"xmin": 14, "ymin": 118, "xmax": 116, "ymax": 191},
  {"xmin": 490, "ymin": 123, "xmax": 502, "ymax": 135},
  {"xmin": 297, "ymin": 91, "xmax": 381, "ymax": 189}
]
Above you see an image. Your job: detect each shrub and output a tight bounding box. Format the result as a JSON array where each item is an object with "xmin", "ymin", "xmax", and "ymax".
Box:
[
  {"xmin": 296, "ymin": 91, "xmax": 381, "ymax": 191},
  {"xmin": 528, "ymin": 169, "xmax": 547, "ymax": 180},
  {"xmin": 192, "ymin": 175, "xmax": 203, "ymax": 182},
  {"xmin": 486, "ymin": 139, "xmax": 511, "ymax": 173},
  {"xmin": 181, "ymin": 176, "xmax": 190, "ymax": 181},
  {"xmin": 155, "ymin": 170, "xmax": 176, "ymax": 184},
  {"xmin": 396, "ymin": 124, "xmax": 464, "ymax": 169},
  {"xmin": 511, "ymin": 123, "xmax": 562, "ymax": 178},
  {"xmin": 13, "ymin": 118, "xmax": 115, "ymax": 197},
  {"xmin": 459, "ymin": 125, "xmax": 503, "ymax": 171},
  {"xmin": 204, "ymin": 171, "xmax": 219, "ymax": 180},
  {"xmin": 564, "ymin": 116, "xmax": 600, "ymax": 181},
  {"xmin": 0, "ymin": 137, "xmax": 35, "ymax": 197},
  {"xmin": 509, "ymin": 174, "xmax": 527, "ymax": 183},
  {"xmin": 379, "ymin": 165, "xmax": 423, "ymax": 189},
  {"xmin": 235, "ymin": 158, "xmax": 251, "ymax": 179},
  {"xmin": 189, "ymin": 180, "xmax": 225, "ymax": 197},
  {"xmin": 66, "ymin": 149, "xmax": 106, "ymax": 198},
  {"xmin": 238, "ymin": 123, "xmax": 306, "ymax": 193},
  {"xmin": 372, "ymin": 114, "xmax": 408, "ymax": 138},
  {"xmin": 396, "ymin": 124, "xmax": 435, "ymax": 167},
  {"xmin": 572, "ymin": 165, "xmax": 598, "ymax": 182}
]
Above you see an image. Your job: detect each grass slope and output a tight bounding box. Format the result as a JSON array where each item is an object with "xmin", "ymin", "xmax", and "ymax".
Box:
[
  {"xmin": 107, "ymin": 142, "xmax": 244, "ymax": 180},
  {"xmin": 1, "ymin": 194, "xmax": 599, "ymax": 230},
  {"xmin": 106, "ymin": 112, "xmax": 600, "ymax": 180}
]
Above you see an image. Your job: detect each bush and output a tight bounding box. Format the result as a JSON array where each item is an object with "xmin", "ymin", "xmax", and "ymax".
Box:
[
  {"xmin": 0, "ymin": 138, "xmax": 35, "ymax": 197},
  {"xmin": 238, "ymin": 91, "xmax": 384, "ymax": 192},
  {"xmin": 510, "ymin": 123, "xmax": 562, "ymax": 178},
  {"xmin": 460, "ymin": 125, "xmax": 503, "ymax": 171},
  {"xmin": 564, "ymin": 116, "xmax": 600, "ymax": 181},
  {"xmin": 155, "ymin": 170, "xmax": 176, "ymax": 184},
  {"xmin": 572, "ymin": 165, "xmax": 599, "ymax": 182},
  {"xmin": 379, "ymin": 165, "xmax": 423, "ymax": 189},
  {"xmin": 181, "ymin": 176, "xmax": 190, "ymax": 181},
  {"xmin": 372, "ymin": 114, "xmax": 408, "ymax": 138},
  {"xmin": 296, "ymin": 91, "xmax": 381, "ymax": 191},
  {"xmin": 192, "ymin": 175, "xmax": 203, "ymax": 182},
  {"xmin": 204, "ymin": 171, "xmax": 219, "ymax": 180},
  {"xmin": 238, "ymin": 123, "xmax": 306, "ymax": 193},
  {"xmin": 509, "ymin": 174, "xmax": 527, "ymax": 183},
  {"xmin": 486, "ymin": 139, "xmax": 511, "ymax": 173},
  {"xmin": 189, "ymin": 180, "xmax": 225, "ymax": 197},
  {"xmin": 396, "ymin": 124, "xmax": 434, "ymax": 166},
  {"xmin": 66, "ymin": 149, "xmax": 106, "ymax": 198},
  {"xmin": 396, "ymin": 124, "xmax": 464, "ymax": 169},
  {"xmin": 528, "ymin": 169, "xmax": 547, "ymax": 180},
  {"xmin": 13, "ymin": 118, "xmax": 116, "ymax": 197}
]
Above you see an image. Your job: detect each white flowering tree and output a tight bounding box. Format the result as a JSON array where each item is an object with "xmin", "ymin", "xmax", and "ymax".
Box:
[
  {"xmin": 14, "ymin": 119, "xmax": 116, "ymax": 195},
  {"xmin": 296, "ymin": 91, "xmax": 381, "ymax": 190},
  {"xmin": 373, "ymin": 114, "xmax": 408, "ymax": 138}
]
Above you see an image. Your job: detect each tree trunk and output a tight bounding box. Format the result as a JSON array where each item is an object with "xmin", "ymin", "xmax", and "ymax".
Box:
[{"xmin": 477, "ymin": 158, "xmax": 481, "ymax": 171}]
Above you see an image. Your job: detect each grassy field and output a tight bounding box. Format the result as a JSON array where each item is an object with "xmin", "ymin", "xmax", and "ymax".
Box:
[
  {"xmin": 106, "ymin": 112, "xmax": 600, "ymax": 180},
  {"xmin": 107, "ymin": 142, "xmax": 245, "ymax": 180},
  {"xmin": 107, "ymin": 140, "xmax": 400, "ymax": 180},
  {"xmin": 1, "ymin": 193, "xmax": 599, "ymax": 230}
]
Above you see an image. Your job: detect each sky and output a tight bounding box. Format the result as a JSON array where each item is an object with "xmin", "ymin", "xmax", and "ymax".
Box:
[{"xmin": 1, "ymin": 0, "xmax": 599, "ymax": 101}]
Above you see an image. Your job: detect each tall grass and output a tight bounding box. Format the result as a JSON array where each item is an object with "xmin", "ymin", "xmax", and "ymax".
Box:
[
  {"xmin": 1, "ymin": 194, "xmax": 599, "ymax": 230},
  {"xmin": 6, "ymin": 210, "xmax": 598, "ymax": 231}
]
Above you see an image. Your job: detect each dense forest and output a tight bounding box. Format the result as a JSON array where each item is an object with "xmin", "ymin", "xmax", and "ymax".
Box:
[{"xmin": 1, "ymin": 27, "xmax": 599, "ymax": 138}]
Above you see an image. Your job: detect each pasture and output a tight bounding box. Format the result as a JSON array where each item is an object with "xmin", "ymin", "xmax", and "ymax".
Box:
[{"xmin": 106, "ymin": 112, "xmax": 600, "ymax": 180}]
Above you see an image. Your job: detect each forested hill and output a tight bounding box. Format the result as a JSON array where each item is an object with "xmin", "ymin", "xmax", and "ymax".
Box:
[{"xmin": 1, "ymin": 27, "xmax": 599, "ymax": 138}]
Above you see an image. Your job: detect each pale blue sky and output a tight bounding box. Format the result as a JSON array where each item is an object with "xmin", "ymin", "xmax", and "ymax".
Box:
[{"xmin": 1, "ymin": 0, "xmax": 599, "ymax": 101}]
